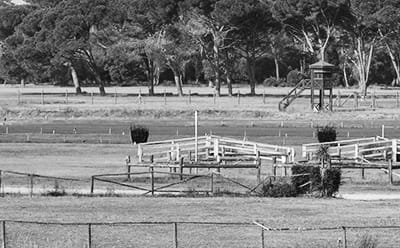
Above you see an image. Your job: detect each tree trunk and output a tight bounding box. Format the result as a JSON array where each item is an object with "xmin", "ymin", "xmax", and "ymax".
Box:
[
  {"xmin": 343, "ymin": 65, "xmax": 349, "ymax": 88},
  {"xmin": 274, "ymin": 57, "xmax": 280, "ymax": 80},
  {"xmin": 214, "ymin": 70, "xmax": 221, "ymax": 97},
  {"xmin": 386, "ymin": 44, "xmax": 400, "ymax": 87},
  {"xmin": 95, "ymin": 75, "xmax": 106, "ymax": 96},
  {"xmin": 173, "ymin": 71, "xmax": 184, "ymax": 97},
  {"xmin": 226, "ymin": 73, "xmax": 233, "ymax": 97},
  {"xmin": 70, "ymin": 65, "xmax": 82, "ymax": 94},
  {"xmin": 247, "ymin": 59, "xmax": 256, "ymax": 96}
]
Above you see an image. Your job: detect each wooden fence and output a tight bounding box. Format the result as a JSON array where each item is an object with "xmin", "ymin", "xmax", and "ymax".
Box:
[
  {"xmin": 137, "ymin": 135, "xmax": 295, "ymax": 165},
  {"xmin": 2, "ymin": 219, "xmax": 400, "ymax": 248},
  {"xmin": 302, "ymin": 137, "xmax": 399, "ymax": 163}
]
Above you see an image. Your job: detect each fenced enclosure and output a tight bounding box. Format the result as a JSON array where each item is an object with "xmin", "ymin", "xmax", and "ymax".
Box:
[{"xmin": 1, "ymin": 220, "xmax": 400, "ymax": 248}]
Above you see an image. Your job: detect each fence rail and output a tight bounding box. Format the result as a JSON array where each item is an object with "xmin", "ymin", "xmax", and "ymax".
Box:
[{"xmin": 2, "ymin": 219, "xmax": 400, "ymax": 248}]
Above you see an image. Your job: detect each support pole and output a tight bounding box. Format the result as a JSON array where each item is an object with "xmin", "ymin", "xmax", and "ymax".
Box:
[
  {"xmin": 195, "ymin": 111, "xmax": 198, "ymax": 162},
  {"xmin": 261, "ymin": 227, "xmax": 265, "ymax": 248},
  {"xmin": 389, "ymin": 160, "xmax": 393, "ymax": 185},
  {"xmin": 329, "ymin": 88, "xmax": 333, "ymax": 111},
  {"xmin": 90, "ymin": 176, "xmax": 95, "ymax": 194},
  {"xmin": 382, "ymin": 125, "xmax": 385, "ymax": 138},
  {"xmin": 179, "ymin": 157, "xmax": 184, "ymax": 181},
  {"xmin": 150, "ymin": 166, "xmax": 155, "ymax": 196},
  {"xmin": 342, "ymin": 226, "xmax": 347, "ymax": 248},
  {"xmin": 2, "ymin": 221, "xmax": 6, "ymax": 248},
  {"xmin": 88, "ymin": 224, "xmax": 92, "ymax": 248},
  {"xmin": 174, "ymin": 222, "xmax": 178, "ymax": 248}
]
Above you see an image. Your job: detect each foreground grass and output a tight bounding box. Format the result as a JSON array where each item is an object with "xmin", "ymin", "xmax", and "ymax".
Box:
[{"xmin": 1, "ymin": 197, "xmax": 400, "ymax": 247}]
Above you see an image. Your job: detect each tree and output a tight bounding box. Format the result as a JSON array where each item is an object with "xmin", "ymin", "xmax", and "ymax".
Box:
[
  {"xmin": 274, "ymin": 0, "xmax": 354, "ymax": 62},
  {"xmin": 341, "ymin": 0, "xmax": 381, "ymax": 96},
  {"xmin": 216, "ymin": 0, "xmax": 281, "ymax": 95},
  {"xmin": 375, "ymin": 1, "xmax": 400, "ymax": 86}
]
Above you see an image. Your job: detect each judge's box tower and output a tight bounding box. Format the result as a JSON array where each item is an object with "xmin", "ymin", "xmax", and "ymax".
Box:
[{"xmin": 309, "ymin": 61, "xmax": 335, "ymax": 112}]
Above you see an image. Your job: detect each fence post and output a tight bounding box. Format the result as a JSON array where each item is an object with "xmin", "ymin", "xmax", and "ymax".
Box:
[
  {"xmin": 354, "ymin": 144, "xmax": 359, "ymax": 159},
  {"xmin": 342, "ymin": 226, "xmax": 347, "ymax": 248},
  {"xmin": 2, "ymin": 221, "xmax": 6, "ymax": 248},
  {"xmin": 261, "ymin": 227, "xmax": 265, "ymax": 248},
  {"xmin": 29, "ymin": 174, "xmax": 34, "ymax": 197},
  {"xmin": 210, "ymin": 173, "xmax": 214, "ymax": 195},
  {"xmin": 396, "ymin": 92, "xmax": 400, "ymax": 108},
  {"xmin": 263, "ymin": 90, "xmax": 266, "ymax": 104},
  {"xmin": 91, "ymin": 91, "xmax": 94, "ymax": 104},
  {"xmin": 164, "ymin": 90, "xmax": 167, "ymax": 105},
  {"xmin": 65, "ymin": 89, "xmax": 68, "ymax": 104},
  {"xmin": 138, "ymin": 144, "xmax": 143, "ymax": 163},
  {"xmin": 388, "ymin": 160, "xmax": 393, "ymax": 185},
  {"xmin": 0, "ymin": 170, "xmax": 2, "ymax": 197},
  {"xmin": 87, "ymin": 223, "xmax": 92, "ymax": 248},
  {"xmin": 90, "ymin": 176, "xmax": 95, "ymax": 194},
  {"xmin": 114, "ymin": 88, "xmax": 117, "ymax": 104},
  {"xmin": 353, "ymin": 93, "xmax": 358, "ymax": 109},
  {"xmin": 256, "ymin": 151, "xmax": 261, "ymax": 184},
  {"xmin": 381, "ymin": 125, "xmax": 385, "ymax": 138},
  {"xmin": 41, "ymin": 89, "xmax": 44, "ymax": 105},
  {"xmin": 174, "ymin": 222, "xmax": 178, "ymax": 248},
  {"xmin": 188, "ymin": 90, "xmax": 191, "ymax": 104},
  {"xmin": 179, "ymin": 157, "xmax": 184, "ymax": 181},
  {"xmin": 150, "ymin": 166, "xmax": 155, "ymax": 196},
  {"xmin": 392, "ymin": 139, "xmax": 398, "ymax": 163},
  {"xmin": 237, "ymin": 91, "xmax": 240, "ymax": 105}
]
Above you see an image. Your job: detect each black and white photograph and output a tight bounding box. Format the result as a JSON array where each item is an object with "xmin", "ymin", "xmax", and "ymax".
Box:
[{"xmin": 0, "ymin": 0, "xmax": 400, "ymax": 247}]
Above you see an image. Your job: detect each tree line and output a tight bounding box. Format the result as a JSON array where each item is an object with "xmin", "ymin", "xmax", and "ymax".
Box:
[{"xmin": 0, "ymin": 0, "xmax": 399, "ymax": 96}]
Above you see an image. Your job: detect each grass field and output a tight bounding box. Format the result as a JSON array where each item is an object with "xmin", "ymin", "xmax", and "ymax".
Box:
[
  {"xmin": 2, "ymin": 197, "xmax": 400, "ymax": 247},
  {"xmin": 1, "ymin": 85, "xmax": 400, "ymax": 247}
]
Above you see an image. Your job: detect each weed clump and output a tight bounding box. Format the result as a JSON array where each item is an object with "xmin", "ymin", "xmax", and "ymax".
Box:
[
  {"xmin": 317, "ymin": 126, "xmax": 337, "ymax": 143},
  {"xmin": 130, "ymin": 124, "xmax": 149, "ymax": 144}
]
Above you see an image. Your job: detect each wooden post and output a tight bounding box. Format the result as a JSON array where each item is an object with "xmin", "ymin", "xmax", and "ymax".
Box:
[
  {"xmin": 263, "ymin": 90, "xmax": 266, "ymax": 104},
  {"xmin": 329, "ymin": 88, "xmax": 333, "ymax": 111},
  {"xmin": 29, "ymin": 174, "xmax": 34, "ymax": 197},
  {"xmin": 90, "ymin": 176, "xmax": 95, "ymax": 194},
  {"xmin": 382, "ymin": 125, "xmax": 385, "ymax": 138},
  {"xmin": 213, "ymin": 91, "xmax": 216, "ymax": 104},
  {"xmin": 354, "ymin": 144, "xmax": 359, "ymax": 159},
  {"xmin": 342, "ymin": 227, "xmax": 347, "ymax": 248},
  {"xmin": 372, "ymin": 92, "xmax": 376, "ymax": 108},
  {"xmin": 138, "ymin": 144, "xmax": 143, "ymax": 163},
  {"xmin": 237, "ymin": 91, "xmax": 240, "ymax": 105},
  {"xmin": 5, "ymin": 127, "xmax": 8, "ymax": 135},
  {"xmin": 17, "ymin": 89, "xmax": 21, "ymax": 105},
  {"xmin": 2, "ymin": 221, "xmax": 6, "ymax": 248},
  {"xmin": 127, "ymin": 165, "xmax": 131, "ymax": 181},
  {"xmin": 41, "ymin": 89, "xmax": 44, "ymax": 105},
  {"xmin": 361, "ymin": 168, "xmax": 365, "ymax": 180},
  {"xmin": 337, "ymin": 90, "xmax": 341, "ymax": 107},
  {"xmin": 195, "ymin": 111, "xmax": 198, "ymax": 162},
  {"xmin": 354, "ymin": 93, "xmax": 358, "ymax": 109},
  {"xmin": 188, "ymin": 90, "xmax": 191, "ymax": 104},
  {"xmin": 174, "ymin": 222, "xmax": 178, "ymax": 248},
  {"xmin": 261, "ymin": 227, "xmax": 265, "ymax": 248},
  {"xmin": 138, "ymin": 89, "xmax": 142, "ymax": 104},
  {"xmin": 210, "ymin": 173, "xmax": 214, "ymax": 195},
  {"xmin": 164, "ymin": 90, "xmax": 167, "ymax": 105},
  {"xmin": 150, "ymin": 166, "xmax": 155, "ymax": 196},
  {"xmin": 389, "ymin": 160, "xmax": 393, "ymax": 185},
  {"xmin": 256, "ymin": 151, "xmax": 261, "ymax": 184},
  {"xmin": 392, "ymin": 139, "xmax": 398, "ymax": 163},
  {"xmin": 272, "ymin": 157, "xmax": 277, "ymax": 180},
  {"xmin": 65, "ymin": 89, "xmax": 68, "ymax": 104},
  {"xmin": 0, "ymin": 170, "xmax": 2, "ymax": 197},
  {"xmin": 114, "ymin": 88, "xmax": 117, "ymax": 104},
  {"xmin": 397, "ymin": 92, "xmax": 400, "ymax": 108},
  {"xmin": 87, "ymin": 224, "xmax": 92, "ymax": 248},
  {"xmin": 179, "ymin": 157, "xmax": 184, "ymax": 180},
  {"xmin": 91, "ymin": 91, "xmax": 94, "ymax": 104}
]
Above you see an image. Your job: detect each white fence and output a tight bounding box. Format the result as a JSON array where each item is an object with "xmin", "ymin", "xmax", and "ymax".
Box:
[
  {"xmin": 302, "ymin": 137, "xmax": 399, "ymax": 162},
  {"xmin": 137, "ymin": 135, "xmax": 295, "ymax": 165}
]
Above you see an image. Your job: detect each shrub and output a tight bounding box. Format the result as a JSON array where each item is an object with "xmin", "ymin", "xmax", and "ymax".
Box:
[
  {"xmin": 263, "ymin": 77, "xmax": 286, "ymax": 87},
  {"xmin": 261, "ymin": 181, "xmax": 297, "ymax": 197},
  {"xmin": 291, "ymin": 165, "xmax": 321, "ymax": 195},
  {"xmin": 322, "ymin": 168, "xmax": 341, "ymax": 197},
  {"xmin": 317, "ymin": 126, "xmax": 337, "ymax": 143},
  {"xmin": 286, "ymin": 69, "xmax": 306, "ymax": 87},
  {"xmin": 357, "ymin": 234, "xmax": 378, "ymax": 248},
  {"xmin": 130, "ymin": 124, "xmax": 149, "ymax": 144}
]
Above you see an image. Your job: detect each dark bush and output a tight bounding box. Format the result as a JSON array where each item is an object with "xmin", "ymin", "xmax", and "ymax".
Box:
[
  {"xmin": 322, "ymin": 168, "xmax": 341, "ymax": 197},
  {"xmin": 130, "ymin": 124, "xmax": 149, "ymax": 144},
  {"xmin": 317, "ymin": 126, "xmax": 337, "ymax": 143},
  {"xmin": 261, "ymin": 181, "xmax": 297, "ymax": 197},
  {"xmin": 291, "ymin": 165, "xmax": 321, "ymax": 195}
]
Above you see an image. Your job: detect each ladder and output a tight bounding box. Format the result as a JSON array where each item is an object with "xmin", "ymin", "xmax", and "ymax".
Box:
[{"xmin": 279, "ymin": 79, "xmax": 311, "ymax": 111}]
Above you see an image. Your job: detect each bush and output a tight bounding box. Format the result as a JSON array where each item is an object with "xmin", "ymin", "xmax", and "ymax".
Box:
[
  {"xmin": 286, "ymin": 69, "xmax": 306, "ymax": 87},
  {"xmin": 261, "ymin": 181, "xmax": 297, "ymax": 197},
  {"xmin": 291, "ymin": 165, "xmax": 321, "ymax": 195},
  {"xmin": 317, "ymin": 126, "xmax": 337, "ymax": 143},
  {"xmin": 130, "ymin": 124, "xmax": 149, "ymax": 144},
  {"xmin": 263, "ymin": 77, "xmax": 286, "ymax": 87},
  {"xmin": 322, "ymin": 168, "xmax": 341, "ymax": 197}
]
